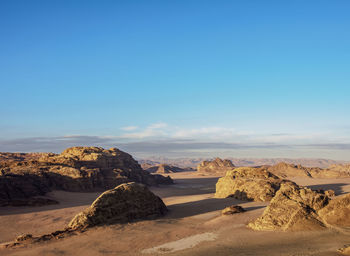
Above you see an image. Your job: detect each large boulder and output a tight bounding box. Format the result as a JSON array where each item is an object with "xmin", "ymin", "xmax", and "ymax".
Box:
[
  {"xmin": 214, "ymin": 167, "xmax": 294, "ymax": 201},
  {"xmin": 0, "ymin": 147, "xmax": 173, "ymax": 206},
  {"xmin": 197, "ymin": 158, "xmax": 235, "ymax": 175},
  {"xmin": 68, "ymin": 182, "xmax": 167, "ymax": 229},
  {"xmin": 248, "ymin": 183, "xmax": 329, "ymax": 231}
]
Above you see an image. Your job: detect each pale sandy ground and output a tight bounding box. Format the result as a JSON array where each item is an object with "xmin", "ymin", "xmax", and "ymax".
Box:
[{"xmin": 1, "ymin": 171, "xmax": 350, "ymax": 256}]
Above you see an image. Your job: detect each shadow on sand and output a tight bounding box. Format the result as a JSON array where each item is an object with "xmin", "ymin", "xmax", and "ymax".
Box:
[
  {"xmin": 165, "ymin": 197, "xmax": 266, "ymax": 219},
  {"xmin": 307, "ymin": 183, "xmax": 348, "ymax": 195}
]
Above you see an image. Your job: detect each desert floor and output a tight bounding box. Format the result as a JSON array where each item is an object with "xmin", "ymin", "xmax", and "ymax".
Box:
[{"xmin": 1, "ymin": 172, "xmax": 350, "ymax": 256}]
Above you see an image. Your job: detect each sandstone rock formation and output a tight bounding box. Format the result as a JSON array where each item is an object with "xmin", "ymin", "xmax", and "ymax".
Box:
[
  {"xmin": 146, "ymin": 164, "xmax": 187, "ymax": 174},
  {"xmin": 214, "ymin": 167, "xmax": 295, "ymax": 201},
  {"xmin": 0, "ymin": 147, "xmax": 173, "ymax": 206},
  {"xmin": 318, "ymin": 193, "xmax": 350, "ymax": 227},
  {"xmin": 197, "ymin": 158, "xmax": 235, "ymax": 175},
  {"xmin": 222, "ymin": 205, "xmax": 245, "ymax": 215},
  {"xmin": 68, "ymin": 182, "xmax": 167, "ymax": 229},
  {"xmin": 248, "ymin": 183, "xmax": 330, "ymax": 231},
  {"xmin": 266, "ymin": 162, "xmax": 313, "ymax": 178}
]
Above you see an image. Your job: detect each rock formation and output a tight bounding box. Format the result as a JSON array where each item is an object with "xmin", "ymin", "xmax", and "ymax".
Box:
[
  {"xmin": 68, "ymin": 182, "xmax": 167, "ymax": 229},
  {"xmin": 266, "ymin": 162, "xmax": 350, "ymax": 179},
  {"xmin": 214, "ymin": 167, "xmax": 295, "ymax": 201},
  {"xmin": 318, "ymin": 193, "xmax": 350, "ymax": 227},
  {"xmin": 197, "ymin": 158, "xmax": 235, "ymax": 175},
  {"xmin": 0, "ymin": 147, "xmax": 173, "ymax": 206},
  {"xmin": 145, "ymin": 164, "xmax": 186, "ymax": 174},
  {"xmin": 248, "ymin": 183, "xmax": 329, "ymax": 231},
  {"xmin": 221, "ymin": 205, "xmax": 245, "ymax": 215},
  {"xmin": 266, "ymin": 162, "xmax": 313, "ymax": 178}
]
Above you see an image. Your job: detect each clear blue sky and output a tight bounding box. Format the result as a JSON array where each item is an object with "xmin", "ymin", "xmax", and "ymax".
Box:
[{"xmin": 1, "ymin": 0, "xmax": 350, "ymax": 159}]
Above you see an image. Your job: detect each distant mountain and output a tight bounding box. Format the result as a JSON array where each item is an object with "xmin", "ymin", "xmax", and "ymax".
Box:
[{"xmin": 137, "ymin": 157, "xmax": 347, "ymax": 169}]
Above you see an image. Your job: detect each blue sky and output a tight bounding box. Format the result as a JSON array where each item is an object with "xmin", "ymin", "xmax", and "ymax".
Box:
[{"xmin": 1, "ymin": 0, "xmax": 350, "ymax": 159}]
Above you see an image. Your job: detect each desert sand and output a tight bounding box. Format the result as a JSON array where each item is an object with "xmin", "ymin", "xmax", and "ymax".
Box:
[{"xmin": 1, "ymin": 171, "xmax": 349, "ymax": 256}]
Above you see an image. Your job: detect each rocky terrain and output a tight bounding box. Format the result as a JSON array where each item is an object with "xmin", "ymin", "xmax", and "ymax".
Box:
[
  {"xmin": 68, "ymin": 182, "xmax": 167, "ymax": 229},
  {"xmin": 145, "ymin": 164, "xmax": 190, "ymax": 174},
  {"xmin": 267, "ymin": 162, "xmax": 350, "ymax": 179},
  {"xmin": 248, "ymin": 184, "xmax": 350, "ymax": 232},
  {"xmin": 197, "ymin": 158, "xmax": 235, "ymax": 175},
  {"xmin": 3, "ymin": 182, "xmax": 167, "ymax": 248},
  {"xmin": 248, "ymin": 183, "xmax": 329, "ymax": 231},
  {"xmin": 214, "ymin": 167, "xmax": 296, "ymax": 201},
  {"xmin": 139, "ymin": 157, "xmax": 347, "ymax": 169},
  {"xmin": 0, "ymin": 147, "xmax": 173, "ymax": 206}
]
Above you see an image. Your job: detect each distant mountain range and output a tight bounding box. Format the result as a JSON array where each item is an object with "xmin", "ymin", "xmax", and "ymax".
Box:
[{"xmin": 137, "ymin": 157, "xmax": 348, "ymax": 169}]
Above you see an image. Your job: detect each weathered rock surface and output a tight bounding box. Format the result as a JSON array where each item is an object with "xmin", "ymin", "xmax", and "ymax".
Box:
[
  {"xmin": 0, "ymin": 147, "xmax": 173, "ymax": 206},
  {"xmin": 68, "ymin": 182, "xmax": 167, "ymax": 229},
  {"xmin": 214, "ymin": 167, "xmax": 295, "ymax": 201},
  {"xmin": 248, "ymin": 183, "xmax": 329, "ymax": 231},
  {"xmin": 222, "ymin": 205, "xmax": 245, "ymax": 215},
  {"xmin": 197, "ymin": 158, "xmax": 235, "ymax": 175},
  {"xmin": 318, "ymin": 193, "xmax": 350, "ymax": 227}
]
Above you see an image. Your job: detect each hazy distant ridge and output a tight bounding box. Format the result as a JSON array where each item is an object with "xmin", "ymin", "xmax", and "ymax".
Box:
[{"xmin": 138, "ymin": 157, "xmax": 347, "ymax": 169}]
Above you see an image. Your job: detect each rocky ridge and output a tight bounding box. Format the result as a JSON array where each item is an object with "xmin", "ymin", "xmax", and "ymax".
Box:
[{"xmin": 0, "ymin": 147, "xmax": 173, "ymax": 206}]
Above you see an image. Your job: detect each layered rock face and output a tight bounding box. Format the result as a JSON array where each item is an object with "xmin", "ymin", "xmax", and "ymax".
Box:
[
  {"xmin": 197, "ymin": 158, "xmax": 235, "ymax": 175},
  {"xmin": 214, "ymin": 167, "xmax": 295, "ymax": 201},
  {"xmin": 68, "ymin": 182, "xmax": 167, "ymax": 229},
  {"xmin": 0, "ymin": 147, "xmax": 173, "ymax": 206},
  {"xmin": 248, "ymin": 183, "xmax": 329, "ymax": 231}
]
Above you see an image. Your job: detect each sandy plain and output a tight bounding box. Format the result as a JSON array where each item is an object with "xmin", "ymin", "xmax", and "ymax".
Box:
[{"xmin": 0, "ymin": 171, "xmax": 349, "ymax": 256}]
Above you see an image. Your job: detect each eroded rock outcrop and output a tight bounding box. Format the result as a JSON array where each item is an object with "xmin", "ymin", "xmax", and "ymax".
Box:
[
  {"xmin": 318, "ymin": 193, "xmax": 350, "ymax": 227},
  {"xmin": 0, "ymin": 147, "xmax": 173, "ymax": 206},
  {"xmin": 197, "ymin": 158, "xmax": 235, "ymax": 175},
  {"xmin": 248, "ymin": 183, "xmax": 330, "ymax": 231},
  {"xmin": 146, "ymin": 164, "xmax": 184, "ymax": 174},
  {"xmin": 214, "ymin": 167, "xmax": 295, "ymax": 201},
  {"xmin": 68, "ymin": 182, "xmax": 167, "ymax": 229}
]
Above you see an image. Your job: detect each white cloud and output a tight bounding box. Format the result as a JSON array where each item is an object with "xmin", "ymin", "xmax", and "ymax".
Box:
[
  {"xmin": 120, "ymin": 122, "xmax": 169, "ymax": 139},
  {"xmin": 120, "ymin": 126, "xmax": 138, "ymax": 131}
]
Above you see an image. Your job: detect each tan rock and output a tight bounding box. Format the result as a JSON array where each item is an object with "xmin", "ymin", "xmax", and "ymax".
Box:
[
  {"xmin": 68, "ymin": 182, "xmax": 167, "ymax": 229},
  {"xmin": 248, "ymin": 183, "xmax": 329, "ymax": 231},
  {"xmin": 318, "ymin": 193, "xmax": 350, "ymax": 227},
  {"xmin": 0, "ymin": 147, "xmax": 173, "ymax": 206},
  {"xmin": 197, "ymin": 158, "xmax": 235, "ymax": 175},
  {"xmin": 146, "ymin": 164, "xmax": 184, "ymax": 174},
  {"xmin": 214, "ymin": 167, "xmax": 294, "ymax": 201},
  {"xmin": 266, "ymin": 162, "xmax": 350, "ymax": 179},
  {"xmin": 222, "ymin": 205, "xmax": 245, "ymax": 215}
]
